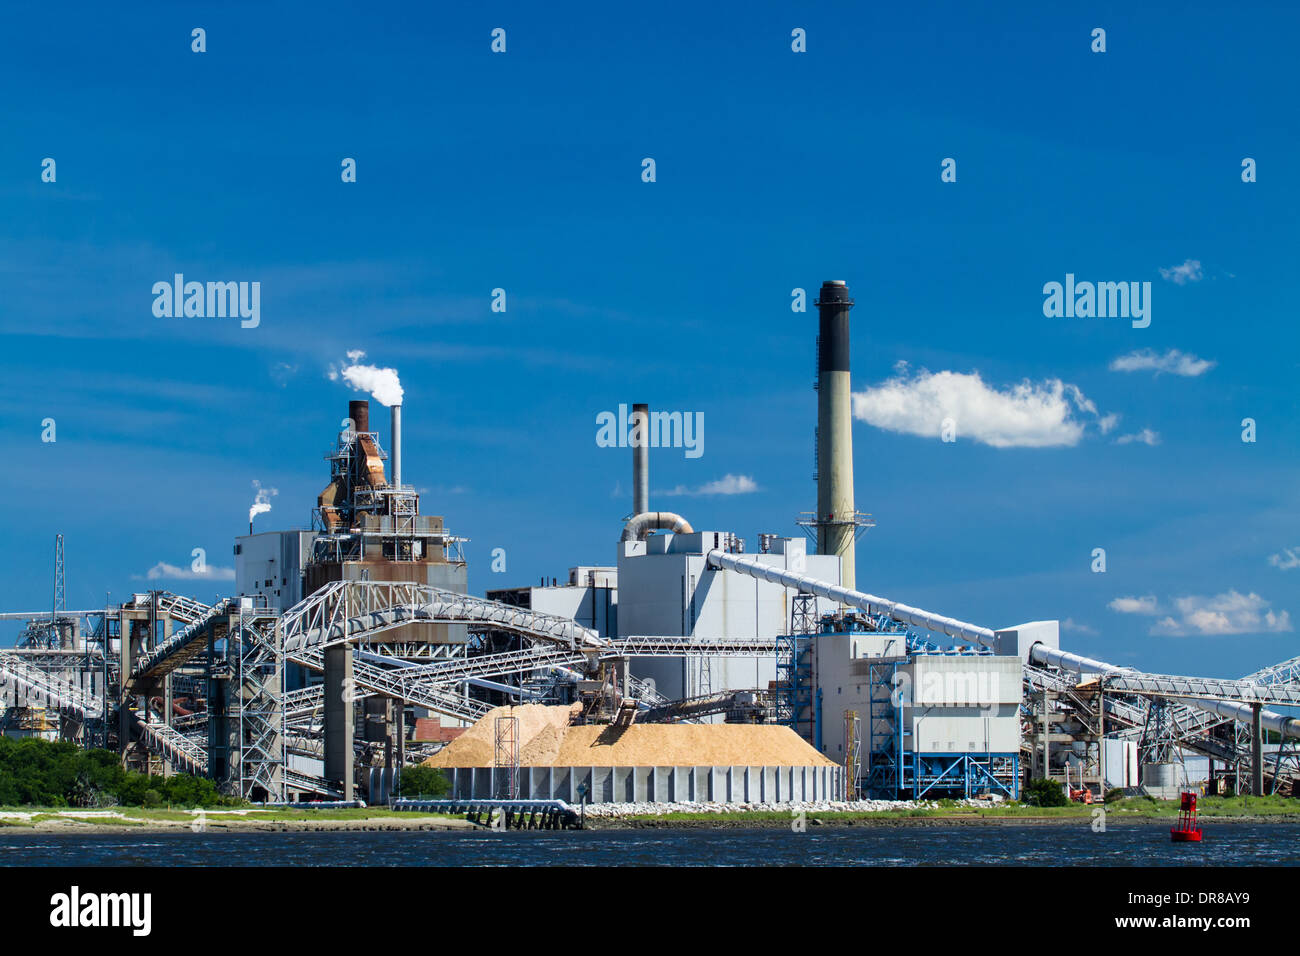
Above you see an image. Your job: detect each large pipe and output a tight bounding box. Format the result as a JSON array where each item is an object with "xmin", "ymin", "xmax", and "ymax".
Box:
[
  {"xmin": 816, "ymin": 280, "xmax": 857, "ymax": 590},
  {"xmin": 705, "ymin": 549, "xmax": 995, "ymax": 645},
  {"xmin": 391, "ymin": 404, "xmax": 402, "ymax": 488},
  {"xmin": 1029, "ymin": 644, "xmax": 1133, "ymax": 678},
  {"xmin": 632, "ymin": 403, "xmax": 649, "ymax": 516},
  {"xmin": 621, "ymin": 512, "xmax": 694, "ymax": 542}
]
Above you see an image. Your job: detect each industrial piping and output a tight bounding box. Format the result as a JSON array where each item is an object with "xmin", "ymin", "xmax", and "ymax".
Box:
[
  {"xmin": 622, "ymin": 512, "xmax": 695, "ymax": 542},
  {"xmin": 1029, "ymin": 644, "xmax": 1136, "ymax": 678},
  {"xmin": 704, "ymin": 549, "xmax": 996, "ymax": 645}
]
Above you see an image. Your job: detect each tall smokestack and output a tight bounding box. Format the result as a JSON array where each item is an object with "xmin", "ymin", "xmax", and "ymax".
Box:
[
  {"xmin": 632, "ymin": 403, "xmax": 649, "ymax": 515},
  {"xmin": 349, "ymin": 399, "xmax": 370, "ymax": 434},
  {"xmin": 391, "ymin": 404, "xmax": 402, "ymax": 488},
  {"xmin": 816, "ymin": 280, "xmax": 856, "ymax": 590}
]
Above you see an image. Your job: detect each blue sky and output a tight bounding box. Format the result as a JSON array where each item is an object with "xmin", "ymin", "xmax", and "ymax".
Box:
[{"xmin": 1, "ymin": 1, "xmax": 1297, "ymax": 679}]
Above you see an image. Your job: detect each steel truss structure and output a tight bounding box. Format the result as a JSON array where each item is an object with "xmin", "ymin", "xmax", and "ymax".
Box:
[
  {"xmin": 0, "ymin": 651, "xmax": 103, "ymax": 721},
  {"xmin": 9, "ymin": 556, "xmax": 1300, "ymax": 804},
  {"xmin": 280, "ymin": 580, "xmax": 605, "ymax": 654},
  {"xmin": 289, "ymin": 646, "xmax": 493, "ymax": 722},
  {"xmin": 228, "ymin": 610, "xmax": 285, "ymax": 802},
  {"xmin": 613, "ymin": 636, "xmax": 779, "ymax": 656},
  {"xmin": 494, "ymin": 716, "xmax": 519, "ymax": 799},
  {"xmin": 134, "ymin": 719, "xmax": 207, "ymax": 777},
  {"xmin": 130, "ymin": 598, "xmax": 231, "ymax": 682},
  {"xmin": 905, "ymin": 754, "xmax": 1020, "ymax": 800},
  {"xmin": 1101, "ymin": 672, "xmax": 1300, "ymax": 708}
]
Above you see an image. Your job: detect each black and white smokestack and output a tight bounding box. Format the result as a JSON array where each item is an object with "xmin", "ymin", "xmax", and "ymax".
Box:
[{"xmin": 816, "ymin": 280, "xmax": 857, "ymax": 590}]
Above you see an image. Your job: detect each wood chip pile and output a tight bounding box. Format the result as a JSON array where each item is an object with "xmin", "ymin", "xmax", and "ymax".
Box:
[{"xmin": 422, "ymin": 703, "xmax": 837, "ymax": 768}]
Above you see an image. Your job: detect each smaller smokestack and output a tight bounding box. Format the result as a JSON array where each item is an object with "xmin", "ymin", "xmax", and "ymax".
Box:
[
  {"xmin": 632, "ymin": 403, "xmax": 649, "ymax": 515},
  {"xmin": 391, "ymin": 404, "xmax": 402, "ymax": 488},
  {"xmin": 349, "ymin": 399, "xmax": 370, "ymax": 434}
]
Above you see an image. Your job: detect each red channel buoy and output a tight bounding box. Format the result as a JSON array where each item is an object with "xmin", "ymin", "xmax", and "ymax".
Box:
[{"xmin": 1170, "ymin": 791, "xmax": 1203, "ymax": 842}]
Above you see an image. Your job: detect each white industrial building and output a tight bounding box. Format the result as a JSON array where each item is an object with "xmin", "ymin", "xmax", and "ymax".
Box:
[
  {"xmin": 616, "ymin": 532, "xmax": 842, "ymax": 703},
  {"xmin": 812, "ymin": 630, "xmax": 1023, "ymax": 762},
  {"xmin": 234, "ymin": 530, "xmax": 318, "ymax": 613},
  {"xmin": 487, "ymin": 566, "xmax": 618, "ymax": 639}
]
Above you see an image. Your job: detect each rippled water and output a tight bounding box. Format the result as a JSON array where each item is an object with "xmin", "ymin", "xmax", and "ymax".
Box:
[{"xmin": 0, "ymin": 822, "xmax": 1295, "ymax": 866}]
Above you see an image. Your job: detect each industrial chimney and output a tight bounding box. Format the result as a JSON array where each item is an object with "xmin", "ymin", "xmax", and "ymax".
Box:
[
  {"xmin": 816, "ymin": 280, "xmax": 857, "ymax": 590},
  {"xmin": 349, "ymin": 399, "xmax": 370, "ymax": 434},
  {"xmin": 391, "ymin": 404, "xmax": 402, "ymax": 488},
  {"xmin": 632, "ymin": 403, "xmax": 649, "ymax": 515}
]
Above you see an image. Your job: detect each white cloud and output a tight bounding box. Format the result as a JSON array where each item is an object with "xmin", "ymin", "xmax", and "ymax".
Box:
[
  {"xmin": 1109, "ymin": 348, "xmax": 1215, "ymax": 377},
  {"xmin": 658, "ymin": 474, "xmax": 759, "ymax": 497},
  {"xmin": 1061, "ymin": 617, "xmax": 1097, "ymax": 635},
  {"xmin": 1269, "ymin": 548, "xmax": 1300, "ymax": 570},
  {"xmin": 270, "ymin": 362, "xmax": 298, "ymax": 387},
  {"xmin": 851, "ymin": 367, "xmax": 1109, "ymax": 448},
  {"xmin": 1116, "ymin": 429, "xmax": 1161, "ymax": 446},
  {"xmin": 1109, "ymin": 595, "xmax": 1159, "ymax": 615},
  {"xmin": 1149, "ymin": 590, "xmax": 1292, "ymax": 636},
  {"xmin": 1160, "ymin": 259, "xmax": 1203, "ymax": 285},
  {"xmin": 143, "ymin": 562, "xmax": 235, "ymax": 582}
]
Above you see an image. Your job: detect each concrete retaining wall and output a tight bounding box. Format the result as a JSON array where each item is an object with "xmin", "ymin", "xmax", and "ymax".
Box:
[{"xmin": 441, "ymin": 765, "xmax": 843, "ymax": 805}]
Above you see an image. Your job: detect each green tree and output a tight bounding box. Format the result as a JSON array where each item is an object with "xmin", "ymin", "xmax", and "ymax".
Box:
[
  {"xmin": 398, "ymin": 766, "xmax": 450, "ymax": 798},
  {"xmin": 1024, "ymin": 777, "xmax": 1069, "ymax": 807},
  {"xmin": 0, "ymin": 738, "xmax": 239, "ymax": 808}
]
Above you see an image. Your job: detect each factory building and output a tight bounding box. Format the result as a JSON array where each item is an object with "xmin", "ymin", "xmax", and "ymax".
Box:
[
  {"xmin": 616, "ymin": 531, "xmax": 841, "ymax": 702},
  {"xmin": 487, "ymin": 566, "xmax": 618, "ymax": 640},
  {"xmin": 306, "ymin": 399, "xmax": 468, "ymax": 645},
  {"xmin": 18, "ymin": 277, "xmax": 1264, "ymax": 806},
  {"xmin": 236, "ymin": 399, "xmax": 468, "ymax": 629},
  {"xmin": 234, "ymin": 530, "xmax": 317, "ymax": 614},
  {"xmin": 810, "ymin": 618, "xmax": 1023, "ymax": 799}
]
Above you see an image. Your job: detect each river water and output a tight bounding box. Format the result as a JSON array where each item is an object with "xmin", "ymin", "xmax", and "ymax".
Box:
[{"xmin": 0, "ymin": 822, "xmax": 1295, "ymax": 866}]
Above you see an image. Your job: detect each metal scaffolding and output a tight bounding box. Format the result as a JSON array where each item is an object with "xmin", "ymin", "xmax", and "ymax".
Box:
[{"xmin": 494, "ymin": 716, "xmax": 519, "ymax": 800}]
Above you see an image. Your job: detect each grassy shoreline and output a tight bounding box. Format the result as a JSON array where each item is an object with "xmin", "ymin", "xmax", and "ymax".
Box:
[
  {"xmin": 0, "ymin": 796, "xmax": 1295, "ymax": 835},
  {"xmin": 586, "ymin": 796, "xmax": 1300, "ymax": 829}
]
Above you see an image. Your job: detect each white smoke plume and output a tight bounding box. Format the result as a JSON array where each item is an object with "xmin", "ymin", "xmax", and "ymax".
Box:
[
  {"xmin": 329, "ymin": 349, "xmax": 404, "ymax": 406},
  {"xmin": 249, "ymin": 479, "xmax": 278, "ymax": 523}
]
